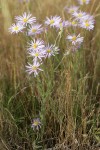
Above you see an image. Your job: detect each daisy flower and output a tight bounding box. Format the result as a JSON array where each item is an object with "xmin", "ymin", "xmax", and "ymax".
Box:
[
  {"xmin": 26, "ymin": 61, "xmax": 43, "ymax": 77},
  {"xmin": 28, "ymin": 39, "xmax": 45, "ymax": 51},
  {"xmin": 9, "ymin": 23, "xmax": 25, "ymax": 34},
  {"xmin": 70, "ymin": 19, "xmax": 79, "ymax": 27},
  {"xmin": 67, "ymin": 34, "xmax": 84, "ymax": 45},
  {"xmin": 15, "ymin": 12, "xmax": 36, "ymax": 26},
  {"xmin": 65, "ymin": 6, "xmax": 79, "ymax": 14},
  {"xmin": 79, "ymin": 15, "xmax": 95, "ymax": 30},
  {"xmin": 77, "ymin": 0, "xmax": 91, "ymax": 5},
  {"xmin": 28, "ymin": 49, "xmax": 46, "ymax": 61},
  {"xmin": 28, "ymin": 24, "xmax": 43, "ymax": 36},
  {"xmin": 31, "ymin": 118, "xmax": 41, "ymax": 130},
  {"xmin": 45, "ymin": 16, "xmax": 62, "ymax": 27},
  {"xmin": 55, "ymin": 20, "xmax": 71, "ymax": 29},
  {"xmin": 45, "ymin": 44, "xmax": 60, "ymax": 58},
  {"xmin": 64, "ymin": 21, "xmax": 71, "ymax": 27},
  {"xmin": 73, "ymin": 11, "xmax": 87, "ymax": 20}
]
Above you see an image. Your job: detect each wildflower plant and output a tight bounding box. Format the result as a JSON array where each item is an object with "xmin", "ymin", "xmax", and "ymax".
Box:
[
  {"xmin": 8, "ymin": 0, "xmax": 97, "ymax": 147},
  {"xmin": 8, "ymin": 3, "xmax": 95, "ymax": 100},
  {"xmin": 9, "ymin": 3, "xmax": 95, "ymax": 77}
]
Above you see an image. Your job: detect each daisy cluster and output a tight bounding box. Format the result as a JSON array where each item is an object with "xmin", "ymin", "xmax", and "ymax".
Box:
[
  {"xmin": 9, "ymin": 13, "xmax": 60, "ymax": 77},
  {"xmin": 9, "ymin": 0, "xmax": 95, "ymax": 77}
]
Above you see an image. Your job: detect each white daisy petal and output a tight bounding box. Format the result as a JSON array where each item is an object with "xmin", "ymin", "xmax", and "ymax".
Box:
[{"xmin": 15, "ymin": 12, "xmax": 36, "ymax": 26}]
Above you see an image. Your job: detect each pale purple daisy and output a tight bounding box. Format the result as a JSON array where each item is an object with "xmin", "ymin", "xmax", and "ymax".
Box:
[
  {"xmin": 28, "ymin": 39, "xmax": 45, "ymax": 51},
  {"xmin": 55, "ymin": 20, "xmax": 71, "ymax": 29},
  {"xmin": 79, "ymin": 15, "xmax": 95, "ymax": 30},
  {"xmin": 31, "ymin": 118, "xmax": 41, "ymax": 130},
  {"xmin": 64, "ymin": 21, "xmax": 71, "ymax": 27},
  {"xmin": 15, "ymin": 12, "xmax": 36, "ymax": 26},
  {"xmin": 70, "ymin": 19, "xmax": 79, "ymax": 27},
  {"xmin": 9, "ymin": 23, "xmax": 25, "ymax": 34},
  {"xmin": 26, "ymin": 61, "xmax": 43, "ymax": 77},
  {"xmin": 28, "ymin": 49, "xmax": 46, "ymax": 61},
  {"xmin": 28, "ymin": 24, "xmax": 43, "ymax": 36},
  {"xmin": 45, "ymin": 44, "xmax": 60, "ymax": 58},
  {"xmin": 77, "ymin": 0, "xmax": 91, "ymax": 5},
  {"xmin": 65, "ymin": 6, "xmax": 79, "ymax": 14},
  {"xmin": 73, "ymin": 11, "xmax": 87, "ymax": 20},
  {"xmin": 67, "ymin": 34, "xmax": 84, "ymax": 45},
  {"xmin": 45, "ymin": 16, "xmax": 62, "ymax": 27}
]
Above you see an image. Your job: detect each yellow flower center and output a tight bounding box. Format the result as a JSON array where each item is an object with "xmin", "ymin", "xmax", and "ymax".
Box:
[
  {"xmin": 72, "ymin": 21, "xmax": 77, "ymax": 25},
  {"xmin": 85, "ymin": 21, "xmax": 89, "ymax": 27},
  {"xmin": 32, "ymin": 28, "xmax": 37, "ymax": 33},
  {"xmin": 35, "ymin": 53, "xmax": 39, "ymax": 57},
  {"xmin": 33, "ymin": 121, "xmax": 39, "ymax": 126},
  {"xmin": 33, "ymin": 43, "xmax": 38, "ymax": 49},
  {"xmin": 82, "ymin": 0, "xmax": 86, "ymax": 3},
  {"xmin": 50, "ymin": 20, "xmax": 54, "ymax": 24},
  {"xmin": 32, "ymin": 66, "xmax": 37, "ymax": 71},
  {"xmin": 78, "ymin": 13, "xmax": 82, "ymax": 17},
  {"xmin": 14, "ymin": 26, "xmax": 19, "ymax": 31},
  {"xmin": 72, "ymin": 36, "xmax": 77, "ymax": 41},
  {"xmin": 70, "ymin": 9, "xmax": 74, "ymax": 13},
  {"xmin": 47, "ymin": 49, "xmax": 51, "ymax": 53},
  {"xmin": 23, "ymin": 18, "xmax": 28, "ymax": 23}
]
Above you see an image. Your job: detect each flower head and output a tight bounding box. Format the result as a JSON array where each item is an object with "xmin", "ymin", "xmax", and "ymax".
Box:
[
  {"xmin": 73, "ymin": 11, "xmax": 87, "ymax": 20},
  {"xmin": 45, "ymin": 44, "xmax": 60, "ymax": 58},
  {"xmin": 67, "ymin": 34, "xmax": 84, "ymax": 45},
  {"xmin": 28, "ymin": 24, "xmax": 43, "ymax": 36},
  {"xmin": 26, "ymin": 61, "xmax": 43, "ymax": 77},
  {"xmin": 70, "ymin": 19, "xmax": 79, "ymax": 27},
  {"xmin": 9, "ymin": 23, "xmax": 25, "ymax": 34},
  {"xmin": 65, "ymin": 6, "xmax": 79, "ymax": 14},
  {"xmin": 31, "ymin": 118, "xmax": 41, "ymax": 130},
  {"xmin": 77, "ymin": 0, "xmax": 91, "ymax": 5},
  {"xmin": 28, "ymin": 49, "xmax": 46, "ymax": 61},
  {"xmin": 15, "ymin": 12, "xmax": 36, "ymax": 25},
  {"xmin": 45, "ymin": 16, "xmax": 62, "ymax": 27},
  {"xmin": 79, "ymin": 15, "xmax": 95, "ymax": 30},
  {"xmin": 55, "ymin": 20, "xmax": 71, "ymax": 29},
  {"xmin": 28, "ymin": 39, "xmax": 45, "ymax": 51}
]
